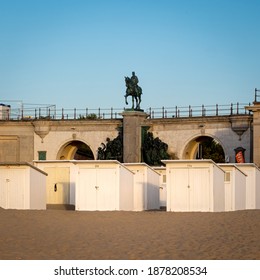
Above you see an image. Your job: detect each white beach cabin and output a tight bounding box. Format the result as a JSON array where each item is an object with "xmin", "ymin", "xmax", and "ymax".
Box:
[
  {"xmin": 218, "ymin": 164, "xmax": 247, "ymax": 211},
  {"xmin": 162, "ymin": 160, "xmax": 225, "ymax": 212},
  {"xmin": 0, "ymin": 162, "xmax": 47, "ymax": 210},
  {"xmin": 34, "ymin": 160, "xmax": 134, "ymax": 211},
  {"xmin": 153, "ymin": 166, "xmax": 167, "ymax": 208},
  {"xmin": 34, "ymin": 160, "xmax": 77, "ymax": 208},
  {"xmin": 124, "ymin": 163, "xmax": 160, "ymax": 211},
  {"xmin": 76, "ymin": 160, "xmax": 134, "ymax": 211},
  {"xmin": 235, "ymin": 163, "xmax": 260, "ymax": 209}
]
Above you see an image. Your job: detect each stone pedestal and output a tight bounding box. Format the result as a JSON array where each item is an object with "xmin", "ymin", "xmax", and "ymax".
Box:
[
  {"xmin": 246, "ymin": 103, "xmax": 260, "ymax": 166},
  {"xmin": 121, "ymin": 110, "xmax": 148, "ymax": 163}
]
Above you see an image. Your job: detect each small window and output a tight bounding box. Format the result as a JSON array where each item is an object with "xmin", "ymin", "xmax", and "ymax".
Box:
[
  {"xmin": 163, "ymin": 174, "xmax": 166, "ymax": 183},
  {"xmin": 225, "ymin": 172, "xmax": 231, "ymax": 182},
  {"xmin": 38, "ymin": 151, "xmax": 46, "ymax": 160}
]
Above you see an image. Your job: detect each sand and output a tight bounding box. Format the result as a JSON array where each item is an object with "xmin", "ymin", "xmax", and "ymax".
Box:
[{"xmin": 0, "ymin": 207, "xmax": 260, "ymax": 260}]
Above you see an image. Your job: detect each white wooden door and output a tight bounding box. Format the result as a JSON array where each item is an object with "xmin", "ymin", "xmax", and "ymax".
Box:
[
  {"xmin": 8, "ymin": 169, "xmax": 26, "ymax": 209},
  {"xmin": 0, "ymin": 169, "xmax": 26, "ymax": 209},
  {"xmin": 77, "ymin": 168, "xmax": 116, "ymax": 210},
  {"xmin": 96, "ymin": 168, "xmax": 116, "ymax": 210},
  {"xmin": 170, "ymin": 167, "xmax": 210, "ymax": 211},
  {"xmin": 78, "ymin": 168, "xmax": 97, "ymax": 210},
  {"xmin": 45, "ymin": 167, "xmax": 70, "ymax": 204},
  {"xmin": 170, "ymin": 168, "xmax": 189, "ymax": 211},
  {"xmin": 189, "ymin": 168, "xmax": 210, "ymax": 211},
  {"xmin": 0, "ymin": 170, "xmax": 8, "ymax": 208}
]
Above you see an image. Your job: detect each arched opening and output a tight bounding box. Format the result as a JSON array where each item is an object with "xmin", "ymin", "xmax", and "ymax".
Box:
[
  {"xmin": 57, "ymin": 141, "xmax": 94, "ymax": 160},
  {"xmin": 183, "ymin": 136, "xmax": 225, "ymax": 163}
]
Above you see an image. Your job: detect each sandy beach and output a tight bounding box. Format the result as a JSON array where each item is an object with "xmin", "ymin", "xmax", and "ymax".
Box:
[{"xmin": 0, "ymin": 207, "xmax": 259, "ymax": 260}]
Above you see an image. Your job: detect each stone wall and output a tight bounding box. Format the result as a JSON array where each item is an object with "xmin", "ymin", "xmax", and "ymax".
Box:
[{"xmin": 0, "ymin": 112, "xmax": 254, "ymax": 164}]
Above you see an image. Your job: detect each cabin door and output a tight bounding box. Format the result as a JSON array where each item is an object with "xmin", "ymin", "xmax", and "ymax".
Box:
[{"xmin": 45, "ymin": 167, "xmax": 70, "ymax": 204}]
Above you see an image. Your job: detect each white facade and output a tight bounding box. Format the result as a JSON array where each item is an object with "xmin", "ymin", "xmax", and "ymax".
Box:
[
  {"xmin": 218, "ymin": 164, "xmax": 247, "ymax": 211},
  {"xmin": 153, "ymin": 166, "xmax": 167, "ymax": 208},
  {"xmin": 76, "ymin": 161, "xmax": 133, "ymax": 211},
  {"xmin": 124, "ymin": 163, "xmax": 160, "ymax": 211},
  {"xmin": 235, "ymin": 163, "xmax": 260, "ymax": 209},
  {"xmin": 0, "ymin": 162, "xmax": 46, "ymax": 209},
  {"xmin": 162, "ymin": 160, "xmax": 225, "ymax": 212}
]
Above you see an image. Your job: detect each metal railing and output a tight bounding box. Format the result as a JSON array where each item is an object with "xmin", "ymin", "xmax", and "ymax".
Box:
[
  {"xmin": 147, "ymin": 103, "xmax": 251, "ymax": 119},
  {"xmin": 255, "ymin": 88, "xmax": 260, "ymax": 102},
  {"xmin": 5, "ymin": 106, "xmax": 124, "ymax": 120},
  {"xmin": 0, "ymin": 102, "xmax": 252, "ymax": 121}
]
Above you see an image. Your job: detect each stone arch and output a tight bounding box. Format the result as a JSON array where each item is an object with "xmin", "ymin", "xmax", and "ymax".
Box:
[
  {"xmin": 57, "ymin": 140, "xmax": 95, "ymax": 160},
  {"xmin": 181, "ymin": 134, "xmax": 226, "ymax": 162}
]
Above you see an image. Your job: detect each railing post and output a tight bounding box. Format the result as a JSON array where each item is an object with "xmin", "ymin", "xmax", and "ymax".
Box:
[
  {"xmin": 162, "ymin": 107, "xmax": 164, "ymax": 118},
  {"xmin": 230, "ymin": 103, "xmax": 233, "ymax": 115},
  {"xmin": 175, "ymin": 106, "xmax": 178, "ymax": 118},
  {"xmin": 86, "ymin": 108, "xmax": 88, "ymax": 118},
  {"xmin": 247, "ymin": 103, "xmax": 251, "ymax": 114},
  {"xmin": 189, "ymin": 105, "xmax": 192, "ymax": 117},
  {"xmin": 111, "ymin": 107, "xmax": 113, "ymax": 119},
  {"xmin": 62, "ymin": 108, "xmax": 64, "ymax": 119},
  {"xmin": 74, "ymin": 108, "xmax": 76, "ymax": 119},
  {"xmin": 237, "ymin": 102, "xmax": 239, "ymax": 114},
  {"xmin": 202, "ymin": 105, "xmax": 205, "ymax": 116},
  {"xmin": 216, "ymin": 104, "xmax": 218, "ymax": 116},
  {"xmin": 98, "ymin": 108, "xmax": 101, "ymax": 118}
]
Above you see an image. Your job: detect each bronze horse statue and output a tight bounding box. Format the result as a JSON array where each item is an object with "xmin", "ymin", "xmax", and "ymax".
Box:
[{"xmin": 124, "ymin": 76, "xmax": 142, "ymax": 110}]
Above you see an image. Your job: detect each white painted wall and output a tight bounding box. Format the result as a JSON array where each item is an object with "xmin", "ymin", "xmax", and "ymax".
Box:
[
  {"xmin": 218, "ymin": 164, "xmax": 246, "ymax": 211},
  {"xmin": 235, "ymin": 164, "xmax": 260, "ymax": 209},
  {"xmin": 153, "ymin": 167, "xmax": 167, "ymax": 208},
  {"xmin": 124, "ymin": 163, "xmax": 160, "ymax": 211}
]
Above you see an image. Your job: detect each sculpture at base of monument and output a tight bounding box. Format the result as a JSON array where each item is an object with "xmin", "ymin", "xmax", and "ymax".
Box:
[
  {"xmin": 124, "ymin": 71, "xmax": 142, "ymax": 110},
  {"xmin": 97, "ymin": 130, "xmax": 123, "ymax": 162}
]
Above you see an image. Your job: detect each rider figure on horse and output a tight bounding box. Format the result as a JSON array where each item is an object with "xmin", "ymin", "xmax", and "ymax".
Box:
[
  {"xmin": 124, "ymin": 71, "xmax": 142, "ymax": 110},
  {"xmin": 130, "ymin": 71, "xmax": 139, "ymax": 91}
]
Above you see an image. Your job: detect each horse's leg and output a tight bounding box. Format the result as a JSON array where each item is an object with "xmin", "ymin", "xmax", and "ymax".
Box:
[
  {"xmin": 124, "ymin": 93, "xmax": 128, "ymax": 105},
  {"xmin": 135, "ymin": 96, "xmax": 139, "ymax": 110}
]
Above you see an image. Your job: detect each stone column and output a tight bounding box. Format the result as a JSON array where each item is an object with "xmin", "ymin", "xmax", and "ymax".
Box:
[
  {"xmin": 246, "ymin": 103, "xmax": 260, "ymax": 166},
  {"xmin": 121, "ymin": 110, "xmax": 148, "ymax": 163}
]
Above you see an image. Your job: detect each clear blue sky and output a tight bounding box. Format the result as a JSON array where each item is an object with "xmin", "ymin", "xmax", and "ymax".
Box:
[{"xmin": 0, "ymin": 0, "xmax": 259, "ymax": 110}]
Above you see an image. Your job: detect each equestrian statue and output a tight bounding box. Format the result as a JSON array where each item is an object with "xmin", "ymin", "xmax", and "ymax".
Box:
[{"xmin": 124, "ymin": 71, "xmax": 143, "ymax": 110}]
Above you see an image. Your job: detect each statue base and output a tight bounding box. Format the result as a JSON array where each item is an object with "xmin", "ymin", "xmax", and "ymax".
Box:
[
  {"xmin": 120, "ymin": 110, "xmax": 149, "ymax": 163},
  {"xmin": 123, "ymin": 108, "xmax": 144, "ymax": 112}
]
